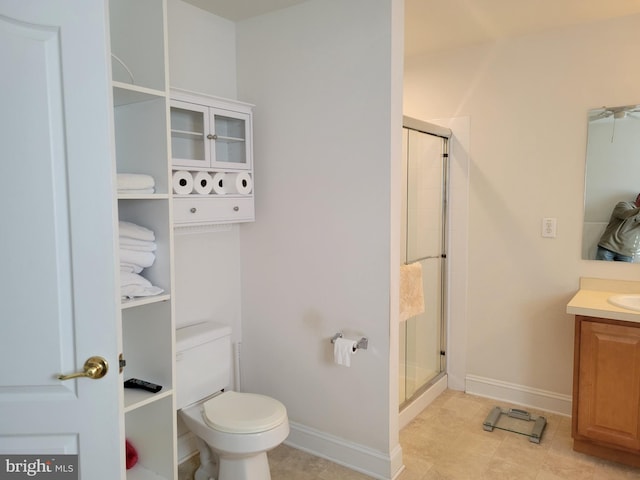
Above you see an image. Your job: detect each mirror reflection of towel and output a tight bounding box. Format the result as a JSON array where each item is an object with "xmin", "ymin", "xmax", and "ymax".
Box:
[{"xmin": 399, "ymin": 262, "xmax": 425, "ymax": 322}]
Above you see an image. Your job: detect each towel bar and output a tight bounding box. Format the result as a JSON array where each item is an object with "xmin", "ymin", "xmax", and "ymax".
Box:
[{"xmin": 330, "ymin": 332, "xmax": 368, "ymax": 350}]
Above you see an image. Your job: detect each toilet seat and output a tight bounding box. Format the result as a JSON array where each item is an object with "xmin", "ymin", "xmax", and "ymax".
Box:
[{"xmin": 202, "ymin": 391, "xmax": 287, "ymax": 434}]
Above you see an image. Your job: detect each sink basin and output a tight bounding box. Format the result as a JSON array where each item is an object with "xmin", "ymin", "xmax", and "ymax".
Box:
[{"xmin": 608, "ymin": 294, "xmax": 640, "ymax": 312}]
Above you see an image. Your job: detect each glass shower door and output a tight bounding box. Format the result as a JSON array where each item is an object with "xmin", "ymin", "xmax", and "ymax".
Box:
[{"xmin": 401, "ymin": 127, "xmax": 447, "ymax": 405}]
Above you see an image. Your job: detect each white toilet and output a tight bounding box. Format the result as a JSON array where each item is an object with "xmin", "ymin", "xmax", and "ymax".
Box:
[{"xmin": 176, "ymin": 321, "xmax": 289, "ymax": 480}]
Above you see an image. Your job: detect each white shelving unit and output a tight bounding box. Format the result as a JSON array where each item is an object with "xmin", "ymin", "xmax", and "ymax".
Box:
[
  {"xmin": 169, "ymin": 89, "xmax": 256, "ymax": 227},
  {"xmin": 109, "ymin": 0, "xmax": 176, "ymax": 478}
]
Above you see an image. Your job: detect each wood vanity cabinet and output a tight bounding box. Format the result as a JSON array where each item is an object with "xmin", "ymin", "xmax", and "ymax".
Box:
[{"xmin": 572, "ymin": 315, "xmax": 640, "ymax": 467}]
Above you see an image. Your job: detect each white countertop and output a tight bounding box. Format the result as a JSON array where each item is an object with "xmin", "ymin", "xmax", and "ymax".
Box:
[{"xmin": 567, "ymin": 277, "xmax": 640, "ymax": 323}]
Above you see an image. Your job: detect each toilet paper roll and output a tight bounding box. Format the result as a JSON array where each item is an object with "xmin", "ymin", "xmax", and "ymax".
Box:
[
  {"xmin": 226, "ymin": 172, "xmax": 253, "ymax": 195},
  {"xmin": 333, "ymin": 337, "xmax": 357, "ymax": 367},
  {"xmin": 172, "ymin": 170, "xmax": 193, "ymax": 195},
  {"xmin": 212, "ymin": 172, "xmax": 227, "ymax": 195},
  {"xmin": 192, "ymin": 171, "xmax": 213, "ymax": 195}
]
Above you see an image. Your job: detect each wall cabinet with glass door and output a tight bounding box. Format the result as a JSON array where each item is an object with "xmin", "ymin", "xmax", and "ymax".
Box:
[
  {"xmin": 170, "ymin": 89, "xmax": 253, "ymax": 171},
  {"xmin": 170, "ymin": 89, "xmax": 255, "ymax": 227}
]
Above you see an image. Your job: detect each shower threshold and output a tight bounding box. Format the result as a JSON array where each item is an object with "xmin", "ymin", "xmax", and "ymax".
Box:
[{"xmin": 482, "ymin": 406, "xmax": 547, "ymax": 444}]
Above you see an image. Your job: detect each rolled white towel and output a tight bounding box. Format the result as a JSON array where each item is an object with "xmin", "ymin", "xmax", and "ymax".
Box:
[
  {"xmin": 120, "ymin": 263, "xmax": 143, "ymax": 274},
  {"xmin": 120, "ymin": 272, "xmax": 163, "ymax": 299},
  {"xmin": 117, "ymin": 173, "xmax": 155, "ymax": 191},
  {"xmin": 120, "ymin": 248, "xmax": 156, "ymax": 269},
  {"xmin": 121, "ymin": 284, "xmax": 164, "ymax": 299},
  {"xmin": 119, "ymin": 237, "xmax": 157, "ymax": 252},
  {"xmin": 119, "ymin": 221, "xmax": 155, "ymax": 242},
  {"xmin": 118, "ymin": 188, "xmax": 155, "ymax": 194},
  {"xmin": 120, "ymin": 271, "xmax": 153, "ymax": 287}
]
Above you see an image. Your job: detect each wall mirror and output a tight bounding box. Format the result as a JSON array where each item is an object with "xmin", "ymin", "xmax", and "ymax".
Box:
[{"xmin": 582, "ymin": 104, "xmax": 640, "ymax": 261}]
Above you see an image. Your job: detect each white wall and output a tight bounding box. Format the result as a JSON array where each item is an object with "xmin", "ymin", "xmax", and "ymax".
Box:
[
  {"xmin": 167, "ymin": 0, "xmax": 242, "ymax": 338},
  {"xmin": 167, "ymin": 0, "xmax": 404, "ymax": 476},
  {"xmin": 404, "ymin": 14, "xmax": 640, "ymax": 413},
  {"xmin": 167, "ymin": 0, "xmax": 237, "ymax": 99},
  {"xmin": 167, "ymin": 0, "xmax": 244, "ymax": 461},
  {"xmin": 236, "ymin": 0, "xmax": 403, "ymax": 477}
]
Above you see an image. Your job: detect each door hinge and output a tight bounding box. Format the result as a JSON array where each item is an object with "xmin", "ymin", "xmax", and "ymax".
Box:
[
  {"xmin": 440, "ymin": 350, "xmax": 446, "ymax": 356},
  {"xmin": 119, "ymin": 353, "xmax": 126, "ymax": 373}
]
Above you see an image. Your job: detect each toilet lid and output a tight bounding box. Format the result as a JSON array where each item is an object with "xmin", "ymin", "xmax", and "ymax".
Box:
[{"xmin": 202, "ymin": 391, "xmax": 287, "ymax": 434}]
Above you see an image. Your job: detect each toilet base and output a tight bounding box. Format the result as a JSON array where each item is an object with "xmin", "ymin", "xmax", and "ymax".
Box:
[
  {"xmin": 192, "ymin": 437, "xmax": 217, "ymax": 480},
  {"xmin": 194, "ymin": 451, "xmax": 272, "ymax": 480},
  {"xmin": 218, "ymin": 452, "xmax": 271, "ymax": 480},
  {"xmin": 193, "ymin": 435, "xmax": 272, "ymax": 480},
  {"xmin": 194, "ymin": 466, "xmax": 214, "ymax": 480},
  {"xmin": 179, "ymin": 398, "xmax": 288, "ymax": 480}
]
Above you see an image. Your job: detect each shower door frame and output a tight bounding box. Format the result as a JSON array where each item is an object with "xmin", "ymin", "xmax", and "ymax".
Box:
[{"xmin": 400, "ymin": 116, "xmax": 451, "ymax": 410}]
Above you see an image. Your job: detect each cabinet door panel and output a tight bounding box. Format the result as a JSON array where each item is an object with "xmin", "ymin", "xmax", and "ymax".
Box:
[
  {"xmin": 211, "ymin": 108, "xmax": 251, "ymax": 169},
  {"xmin": 171, "ymin": 100, "xmax": 210, "ymax": 167},
  {"xmin": 577, "ymin": 320, "xmax": 640, "ymax": 451}
]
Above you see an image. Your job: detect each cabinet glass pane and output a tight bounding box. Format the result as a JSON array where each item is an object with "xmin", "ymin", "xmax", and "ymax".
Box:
[
  {"xmin": 171, "ymin": 107, "xmax": 206, "ymax": 162},
  {"xmin": 214, "ymin": 114, "xmax": 246, "ymax": 165}
]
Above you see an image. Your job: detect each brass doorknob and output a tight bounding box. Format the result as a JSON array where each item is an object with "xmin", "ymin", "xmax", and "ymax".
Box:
[{"xmin": 57, "ymin": 356, "xmax": 109, "ymax": 381}]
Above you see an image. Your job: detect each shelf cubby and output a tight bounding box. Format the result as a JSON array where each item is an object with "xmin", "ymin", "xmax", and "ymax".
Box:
[
  {"xmin": 109, "ymin": 0, "xmax": 167, "ymax": 92},
  {"xmin": 125, "ymin": 395, "xmax": 176, "ymax": 480},
  {"xmin": 118, "ymin": 198, "xmax": 171, "ymax": 294},
  {"xmin": 122, "ymin": 301, "xmax": 174, "ymax": 410},
  {"xmin": 114, "ymin": 95, "xmax": 170, "ymax": 195}
]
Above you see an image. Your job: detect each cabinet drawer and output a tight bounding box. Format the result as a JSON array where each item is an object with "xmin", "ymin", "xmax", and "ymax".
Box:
[{"xmin": 173, "ymin": 196, "xmax": 254, "ymax": 225}]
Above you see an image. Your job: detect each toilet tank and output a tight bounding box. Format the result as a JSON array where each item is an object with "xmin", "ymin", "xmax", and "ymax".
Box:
[{"xmin": 176, "ymin": 321, "xmax": 232, "ymax": 409}]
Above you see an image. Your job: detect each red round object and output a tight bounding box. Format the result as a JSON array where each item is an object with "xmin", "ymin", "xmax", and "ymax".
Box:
[{"xmin": 125, "ymin": 439, "xmax": 138, "ymax": 470}]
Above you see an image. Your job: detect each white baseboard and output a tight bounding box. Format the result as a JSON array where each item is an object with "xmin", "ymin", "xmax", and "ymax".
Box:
[
  {"xmin": 286, "ymin": 421, "xmax": 403, "ymax": 480},
  {"xmin": 178, "ymin": 419, "xmax": 403, "ymax": 479},
  {"xmin": 465, "ymin": 374, "xmax": 572, "ymax": 416}
]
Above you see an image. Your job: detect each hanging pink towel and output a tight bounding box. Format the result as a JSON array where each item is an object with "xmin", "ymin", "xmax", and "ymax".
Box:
[{"xmin": 399, "ymin": 262, "xmax": 425, "ymax": 322}]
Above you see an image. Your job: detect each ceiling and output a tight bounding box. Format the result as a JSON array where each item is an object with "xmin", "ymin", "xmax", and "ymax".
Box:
[
  {"xmin": 183, "ymin": 0, "xmax": 309, "ymax": 21},
  {"xmin": 404, "ymin": 0, "xmax": 640, "ymax": 57},
  {"xmin": 185, "ymin": 0, "xmax": 640, "ymax": 57}
]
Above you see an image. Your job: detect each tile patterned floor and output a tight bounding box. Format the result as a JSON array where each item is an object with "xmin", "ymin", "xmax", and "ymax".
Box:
[{"xmin": 179, "ymin": 389, "xmax": 640, "ymax": 479}]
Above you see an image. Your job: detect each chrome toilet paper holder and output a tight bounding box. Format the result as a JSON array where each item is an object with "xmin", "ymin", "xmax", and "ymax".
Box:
[{"xmin": 330, "ymin": 332, "xmax": 368, "ymax": 350}]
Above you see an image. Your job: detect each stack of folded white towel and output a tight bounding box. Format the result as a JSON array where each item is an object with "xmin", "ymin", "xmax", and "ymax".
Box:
[
  {"xmin": 119, "ymin": 221, "xmax": 163, "ymax": 299},
  {"xmin": 117, "ymin": 173, "xmax": 155, "ymax": 194}
]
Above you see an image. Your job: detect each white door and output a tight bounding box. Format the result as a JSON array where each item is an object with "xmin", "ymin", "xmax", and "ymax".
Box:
[{"xmin": 0, "ymin": 1, "xmax": 123, "ymax": 478}]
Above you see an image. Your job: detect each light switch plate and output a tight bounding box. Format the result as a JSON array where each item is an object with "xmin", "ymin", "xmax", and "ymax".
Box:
[{"xmin": 542, "ymin": 218, "xmax": 557, "ymax": 238}]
